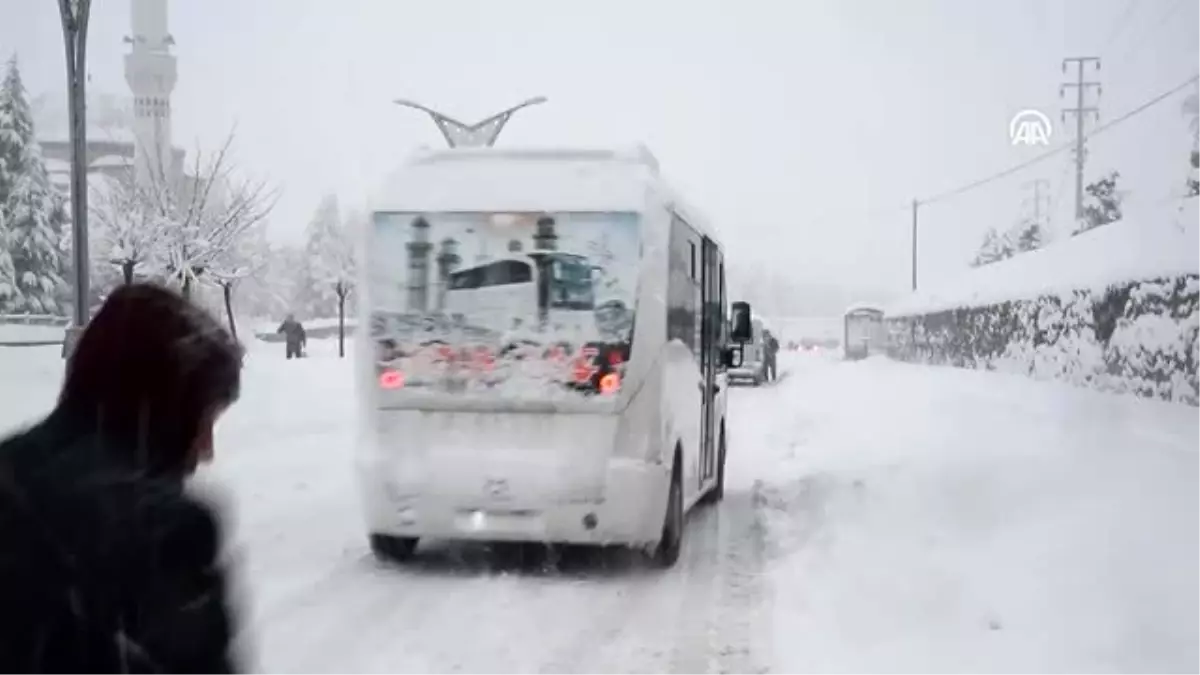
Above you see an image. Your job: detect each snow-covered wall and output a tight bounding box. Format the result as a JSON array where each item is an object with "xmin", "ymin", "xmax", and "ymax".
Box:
[{"xmin": 885, "ymin": 201, "xmax": 1200, "ymax": 406}]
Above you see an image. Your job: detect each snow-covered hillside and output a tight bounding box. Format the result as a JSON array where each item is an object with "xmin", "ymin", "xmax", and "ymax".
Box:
[{"xmin": 889, "ymin": 199, "xmax": 1198, "ymax": 317}]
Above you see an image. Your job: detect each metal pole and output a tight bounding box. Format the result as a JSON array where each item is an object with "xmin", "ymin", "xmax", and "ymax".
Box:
[
  {"xmin": 58, "ymin": 0, "xmax": 92, "ymax": 339},
  {"xmin": 1060, "ymin": 56, "xmax": 1101, "ymax": 221},
  {"xmin": 911, "ymin": 199, "xmax": 919, "ymax": 291}
]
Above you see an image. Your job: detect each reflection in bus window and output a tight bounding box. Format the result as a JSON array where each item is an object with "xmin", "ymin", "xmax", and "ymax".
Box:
[
  {"xmin": 549, "ymin": 254, "xmax": 595, "ymax": 311},
  {"xmin": 448, "ymin": 260, "xmax": 533, "ymax": 290}
]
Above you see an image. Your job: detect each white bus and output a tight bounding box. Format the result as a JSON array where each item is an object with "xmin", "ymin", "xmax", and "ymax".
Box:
[{"xmin": 356, "ymin": 146, "xmax": 754, "ymax": 567}]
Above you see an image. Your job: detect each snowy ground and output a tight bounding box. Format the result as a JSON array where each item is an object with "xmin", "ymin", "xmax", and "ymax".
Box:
[
  {"xmin": 0, "ymin": 341, "xmax": 1195, "ymax": 673},
  {"xmin": 0, "ymin": 321, "xmax": 66, "ymax": 344}
]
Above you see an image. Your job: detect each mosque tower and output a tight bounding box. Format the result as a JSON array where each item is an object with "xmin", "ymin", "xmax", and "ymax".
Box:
[{"xmin": 123, "ymin": 0, "xmax": 177, "ymax": 186}]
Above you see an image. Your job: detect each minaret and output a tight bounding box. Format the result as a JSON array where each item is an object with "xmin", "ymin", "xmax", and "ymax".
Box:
[
  {"xmin": 123, "ymin": 0, "xmax": 177, "ymax": 187},
  {"xmin": 406, "ymin": 217, "xmax": 433, "ymax": 312}
]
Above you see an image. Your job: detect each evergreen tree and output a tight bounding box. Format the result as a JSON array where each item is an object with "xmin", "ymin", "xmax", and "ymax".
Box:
[
  {"xmin": 1074, "ymin": 170, "xmax": 1123, "ymax": 235},
  {"xmin": 300, "ymin": 194, "xmax": 341, "ymax": 318},
  {"xmin": 1014, "ymin": 218, "xmax": 1045, "ymax": 253},
  {"xmin": 0, "ymin": 208, "xmax": 14, "ymax": 306},
  {"xmin": 0, "ymin": 55, "xmax": 67, "ymax": 314},
  {"xmin": 971, "ymin": 227, "xmax": 1017, "ymax": 267}
]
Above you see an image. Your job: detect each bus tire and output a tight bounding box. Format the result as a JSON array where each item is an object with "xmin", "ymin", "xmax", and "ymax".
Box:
[
  {"xmin": 652, "ymin": 455, "xmax": 684, "ymax": 568},
  {"xmin": 369, "ymin": 533, "xmax": 418, "ymax": 563},
  {"xmin": 702, "ymin": 425, "xmax": 727, "ymax": 505}
]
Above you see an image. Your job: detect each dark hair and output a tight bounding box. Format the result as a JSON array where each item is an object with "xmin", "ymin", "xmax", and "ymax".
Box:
[{"xmin": 57, "ymin": 283, "xmax": 244, "ymax": 476}]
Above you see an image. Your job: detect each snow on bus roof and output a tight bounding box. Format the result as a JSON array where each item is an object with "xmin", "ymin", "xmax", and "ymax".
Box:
[
  {"xmin": 369, "ymin": 145, "xmax": 720, "ymax": 240},
  {"xmin": 843, "ymin": 302, "xmax": 885, "ymax": 316},
  {"xmin": 887, "ymin": 199, "xmax": 1199, "ymax": 318}
]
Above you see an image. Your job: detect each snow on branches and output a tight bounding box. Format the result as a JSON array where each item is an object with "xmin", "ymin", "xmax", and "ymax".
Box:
[
  {"xmin": 88, "ymin": 166, "xmax": 172, "ymax": 284},
  {"xmin": 299, "ymin": 195, "xmax": 357, "ymax": 356},
  {"xmin": 148, "ymin": 131, "xmax": 279, "ymax": 298}
]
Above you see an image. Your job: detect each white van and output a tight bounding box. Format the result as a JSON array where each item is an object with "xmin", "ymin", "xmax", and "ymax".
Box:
[
  {"xmin": 355, "ymin": 146, "xmax": 755, "ymax": 567},
  {"xmin": 728, "ymin": 317, "xmax": 767, "ymax": 385}
]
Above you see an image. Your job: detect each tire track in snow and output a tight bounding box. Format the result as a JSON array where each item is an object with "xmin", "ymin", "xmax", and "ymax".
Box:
[
  {"xmin": 256, "ymin": 556, "xmax": 423, "ymax": 673},
  {"xmin": 712, "ymin": 485, "xmax": 773, "ymax": 674},
  {"xmin": 534, "ymin": 552, "xmax": 671, "ymax": 674},
  {"xmin": 667, "ymin": 487, "xmax": 772, "ymax": 674}
]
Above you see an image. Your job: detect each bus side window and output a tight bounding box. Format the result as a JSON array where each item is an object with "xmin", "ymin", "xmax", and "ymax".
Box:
[{"xmin": 718, "ymin": 257, "xmax": 727, "ymax": 348}]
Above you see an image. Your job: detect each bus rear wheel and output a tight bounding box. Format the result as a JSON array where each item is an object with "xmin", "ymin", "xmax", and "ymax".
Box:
[
  {"xmin": 370, "ymin": 533, "xmax": 418, "ymax": 563},
  {"xmin": 652, "ymin": 461, "xmax": 684, "ymax": 568}
]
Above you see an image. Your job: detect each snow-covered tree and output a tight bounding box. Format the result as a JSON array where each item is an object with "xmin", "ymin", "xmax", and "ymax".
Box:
[
  {"xmin": 1013, "ymin": 218, "xmax": 1045, "ymax": 253},
  {"xmin": 0, "ymin": 55, "xmax": 68, "ymax": 314},
  {"xmin": 88, "ymin": 165, "xmax": 171, "ymax": 284},
  {"xmin": 1074, "ymin": 170, "xmax": 1123, "ymax": 235},
  {"xmin": 299, "ymin": 195, "xmax": 342, "ymax": 319},
  {"xmin": 302, "ymin": 196, "xmax": 358, "ymax": 356},
  {"xmin": 0, "ymin": 208, "xmax": 14, "ymax": 306},
  {"xmin": 970, "ymin": 227, "xmax": 1016, "ymax": 267},
  {"xmin": 327, "ymin": 212, "xmax": 358, "ymax": 358},
  {"xmin": 256, "ymin": 242, "xmax": 306, "ymax": 319},
  {"xmin": 209, "ymin": 220, "xmax": 271, "ymax": 340},
  {"xmin": 151, "ymin": 132, "xmax": 278, "ymax": 299}
]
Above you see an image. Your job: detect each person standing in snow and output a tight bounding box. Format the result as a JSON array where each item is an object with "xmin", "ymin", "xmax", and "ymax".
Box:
[
  {"xmin": 0, "ymin": 283, "xmax": 245, "ymax": 673},
  {"xmin": 277, "ymin": 313, "xmax": 307, "ymax": 360},
  {"xmin": 764, "ymin": 329, "xmax": 780, "ymax": 382}
]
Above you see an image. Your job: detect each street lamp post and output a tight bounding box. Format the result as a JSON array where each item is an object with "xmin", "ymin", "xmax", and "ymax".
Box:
[
  {"xmin": 57, "ymin": 0, "xmax": 92, "ymax": 357},
  {"xmin": 393, "ymin": 97, "xmax": 547, "ymax": 148}
]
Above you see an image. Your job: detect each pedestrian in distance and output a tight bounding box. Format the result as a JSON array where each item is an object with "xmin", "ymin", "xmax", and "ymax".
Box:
[
  {"xmin": 764, "ymin": 329, "xmax": 780, "ymax": 382},
  {"xmin": 276, "ymin": 313, "xmax": 307, "ymax": 360},
  {"xmin": 0, "ymin": 282, "xmax": 246, "ymax": 673}
]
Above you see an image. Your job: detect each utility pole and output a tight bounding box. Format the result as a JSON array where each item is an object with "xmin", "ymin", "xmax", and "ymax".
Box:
[
  {"xmin": 911, "ymin": 199, "xmax": 919, "ymax": 291},
  {"xmin": 57, "ymin": 0, "xmax": 93, "ymax": 357},
  {"xmin": 1021, "ymin": 178, "xmax": 1050, "ymax": 225},
  {"xmin": 1061, "ymin": 57, "xmax": 1101, "ymax": 220}
]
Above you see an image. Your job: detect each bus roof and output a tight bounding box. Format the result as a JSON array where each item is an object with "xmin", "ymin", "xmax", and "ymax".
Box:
[
  {"xmin": 369, "ymin": 145, "xmax": 721, "ymax": 241},
  {"xmin": 843, "ymin": 302, "xmax": 885, "ymax": 316}
]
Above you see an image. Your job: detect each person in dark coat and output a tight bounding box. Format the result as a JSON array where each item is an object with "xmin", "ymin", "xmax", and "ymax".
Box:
[
  {"xmin": 0, "ymin": 282, "xmax": 245, "ymax": 673},
  {"xmin": 764, "ymin": 329, "xmax": 780, "ymax": 382},
  {"xmin": 277, "ymin": 314, "xmax": 306, "ymax": 360}
]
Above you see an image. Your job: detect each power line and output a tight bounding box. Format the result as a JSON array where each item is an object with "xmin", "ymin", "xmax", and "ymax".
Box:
[
  {"xmin": 1116, "ymin": 0, "xmax": 1190, "ymax": 65},
  {"xmin": 1099, "ymin": 0, "xmax": 1141, "ymax": 54},
  {"xmin": 920, "ymin": 73, "xmax": 1200, "ymax": 207}
]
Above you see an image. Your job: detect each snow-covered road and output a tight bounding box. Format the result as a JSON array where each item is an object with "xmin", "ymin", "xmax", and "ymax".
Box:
[{"xmin": 1, "ymin": 342, "xmax": 1196, "ymax": 673}]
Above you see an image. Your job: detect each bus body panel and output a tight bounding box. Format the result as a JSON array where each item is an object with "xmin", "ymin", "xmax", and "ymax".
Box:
[{"xmin": 357, "ymin": 407, "xmax": 670, "ymax": 545}]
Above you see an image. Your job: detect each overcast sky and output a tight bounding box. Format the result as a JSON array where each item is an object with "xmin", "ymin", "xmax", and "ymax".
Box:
[{"xmin": 4, "ymin": 0, "xmax": 1197, "ymax": 296}]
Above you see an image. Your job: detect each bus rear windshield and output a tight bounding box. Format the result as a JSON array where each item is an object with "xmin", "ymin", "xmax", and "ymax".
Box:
[{"xmin": 367, "ymin": 211, "xmax": 640, "ymax": 400}]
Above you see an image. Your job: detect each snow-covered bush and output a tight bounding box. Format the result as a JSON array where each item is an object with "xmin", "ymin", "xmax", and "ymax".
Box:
[{"xmin": 887, "ymin": 275, "xmax": 1200, "ymax": 405}]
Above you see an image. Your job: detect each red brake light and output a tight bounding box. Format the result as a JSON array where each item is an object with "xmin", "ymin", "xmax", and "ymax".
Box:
[
  {"xmin": 379, "ymin": 369, "xmax": 405, "ymax": 389},
  {"xmin": 598, "ymin": 372, "xmax": 621, "ymax": 394}
]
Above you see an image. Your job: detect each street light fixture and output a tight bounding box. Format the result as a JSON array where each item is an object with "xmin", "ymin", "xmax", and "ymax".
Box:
[
  {"xmin": 393, "ymin": 97, "xmax": 547, "ymax": 148},
  {"xmin": 57, "ymin": 0, "xmax": 92, "ymax": 356}
]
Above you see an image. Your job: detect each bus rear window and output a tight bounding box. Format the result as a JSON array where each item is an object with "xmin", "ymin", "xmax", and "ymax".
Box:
[{"xmin": 367, "ymin": 211, "xmax": 639, "ymax": 400}]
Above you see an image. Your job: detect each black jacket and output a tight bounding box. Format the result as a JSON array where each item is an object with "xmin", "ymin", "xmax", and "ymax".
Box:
[
  {"xmin": 0, "ymin": 410, "xmax": 240, "ymax": 673},
  {"xmin": 276, "ymin": 320, "xmax": 306, "ymax": 347}
]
